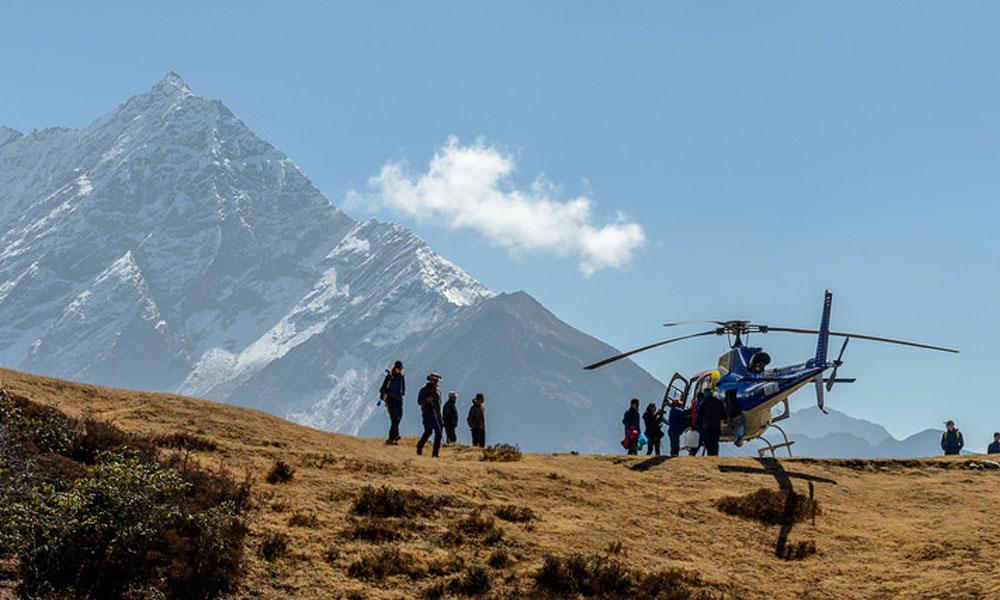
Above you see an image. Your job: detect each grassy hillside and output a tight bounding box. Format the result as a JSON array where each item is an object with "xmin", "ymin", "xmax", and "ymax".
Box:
[{"xmin": 1, "ymin": 367, "xmax": 997, "ymax": 600}]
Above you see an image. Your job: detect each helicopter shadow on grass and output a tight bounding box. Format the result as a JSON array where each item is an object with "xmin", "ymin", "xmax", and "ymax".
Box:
[{"xmin": 717, "ymin": 458, "xmax": 837, "ymax": 559}]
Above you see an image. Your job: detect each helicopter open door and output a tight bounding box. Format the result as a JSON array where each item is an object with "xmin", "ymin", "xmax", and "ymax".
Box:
[{"xmin": 661, "ymin": 373, "xmax": 690, "ymax": 410}]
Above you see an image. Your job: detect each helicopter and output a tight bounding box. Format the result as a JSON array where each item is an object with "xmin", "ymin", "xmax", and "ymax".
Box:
[{"xmin": 584, "ymin": 291, "xmax": 958, "ymax": 456}]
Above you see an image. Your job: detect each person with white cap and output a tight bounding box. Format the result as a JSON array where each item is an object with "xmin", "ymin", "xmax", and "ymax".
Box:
[
  {"xmin": 416, "ymin": 373, "xmax": 444, "ymax": 457},
  {"xmin": 442, "ymin": 391, "xmax": 459, "ymax": 444}
]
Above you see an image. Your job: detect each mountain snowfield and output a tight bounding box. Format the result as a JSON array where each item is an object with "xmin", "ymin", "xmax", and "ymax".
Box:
[{"xmin": 0, "ymin": 73, "xmax": 664, "ymax": 452}]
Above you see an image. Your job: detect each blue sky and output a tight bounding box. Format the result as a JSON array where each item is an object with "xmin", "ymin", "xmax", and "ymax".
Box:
[{"xmin": 2, "ymin": 2, "xmax": 997, "ymax": 449}]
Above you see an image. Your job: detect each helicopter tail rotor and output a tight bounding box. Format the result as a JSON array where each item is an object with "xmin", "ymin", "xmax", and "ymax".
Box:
[{"xmin": 826, "ymin": 336, "xmax": 850, "ymax": 392}]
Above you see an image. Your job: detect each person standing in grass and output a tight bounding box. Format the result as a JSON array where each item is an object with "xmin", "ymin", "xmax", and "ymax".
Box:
[
  {"xmin": 941, "ymin": 420, "xmax": 964, "ymax": 456},
  {"xmin": 467, "ymin": 393, "xmax": 486, "ymax": 448},
  {"xmin": 443, "ymin": 391, "xmax": 459, "ymax": 444},
  {"xmin": 988, "ymin": 432, "xmax": 1000, "ymax": 454},
  {"xmin": 416, "ymin": 373, "xmax": 444, "ymax": 457},
  {"xmin": 622, "ymin": 398, "xmax": 641, "ymax": 455},
  {"xmin": 379, "ymin": 360, "xmax": 405, "ymax": 445},
  {"xmin": 643, "ymin": 402, "xmax": 665, "ymax": 456}
]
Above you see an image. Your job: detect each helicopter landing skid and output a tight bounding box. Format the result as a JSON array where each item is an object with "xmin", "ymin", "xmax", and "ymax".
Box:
[{"xmin": 755, "ymin": 423, "xmax": 795, "ymax": 458}]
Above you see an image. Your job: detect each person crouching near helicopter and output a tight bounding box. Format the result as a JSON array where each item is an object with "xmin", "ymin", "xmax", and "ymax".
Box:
[
  {"xmin": 643, "ymin": 402, "xmax": 666, "ymax": 456},
  {"xmin": 417, "ymin": 373, "xmax": 444, "ymax": 457},
  {"xmin": 695, "ymin": 389, "xmax": 727, "ymax": 456},
  {"xmin": 622, "ymin": 398, "xmax": 641, "ymax": 455}
]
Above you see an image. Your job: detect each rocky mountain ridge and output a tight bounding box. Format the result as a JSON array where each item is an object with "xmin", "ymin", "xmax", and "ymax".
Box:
[{"xmin": 0, "ymin": 73, "xmax": 663, "ymax": 453}]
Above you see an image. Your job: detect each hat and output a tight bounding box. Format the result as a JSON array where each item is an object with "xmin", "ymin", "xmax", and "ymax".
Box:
[
  {"xmin": 394, "ymin": 360, "xmax": 403, "ymax": 369},
  {"xmin": 427, "ymin": 373, "xmax": 442, "ymax": 382},
  {"xmin": 448, "ymin": 391, "xmax": 457, "ymax": 398},
  {"xmin": 944, "ymin": 420, "xmax": 954, "ymax": 426}
]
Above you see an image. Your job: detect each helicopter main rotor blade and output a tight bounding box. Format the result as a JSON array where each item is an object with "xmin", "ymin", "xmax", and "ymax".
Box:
[
  {"xmin": 583, "ymin": 330, "xmax": 719, "ymax": 370},
  {"xmin": 765, "ymin": 327, "xmax": 959, "ymax": 354},
  {"xmin": 662, "ymin": 320, "xmax": 728, "ymax": 328}
]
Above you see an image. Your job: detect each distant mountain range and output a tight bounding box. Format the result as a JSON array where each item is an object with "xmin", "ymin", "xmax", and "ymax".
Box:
[
  {"xmin": 721, "ymin": 407, "xmax": 956, "ymax": 458},
  {"xmin": 0, "ymin": 73, "xmax": 663, "ymax": 453}
]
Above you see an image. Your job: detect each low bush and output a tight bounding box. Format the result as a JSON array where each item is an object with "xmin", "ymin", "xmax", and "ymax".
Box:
[
  {"xmin": 347, "ymin": 547, "xmax": 458, "ymax": 581},
  {"xmin": 481, "ymin": 443, "xmax": 522, "ymax": 462},
  {"xmin": 265, "ymin": 460, "xmax": 295, "ymax": 484},
  {"xmin": 494, "ymin": 504, "xmax": 534, "ymax": 523},
  {"xmin": 260, "ymin": 532, "xmax": 289, "ymax": 562},
  {"xmin": 534, "ymin": 553, "xmax": 717, "ymax": 600},
  {"xmin": 288, "ymin": 511, "xmax": 319, "ymax": 528},
  {"xmin": 487, "ymin": 548, "xmax": 513, "ymax": 569},
  {"xmin": 714, "ymin": 487, "xmax": 819, "ymax": 526},
  {"xmin": 153, "ymin": 431, "xmax": 218, "ymax": 452},
  {"xmin": 351, "ymin": 485, "xmax": 450, "ymax": 518},
  {"xmin": 447, "ymin": 513, "xmax": 503, "ymax": 546},
  {"xmin": 780, "ymin": 539, "xmax": 818, "ymax": 561},
  {"xmin": 345, "ymin": 518, "xmax": 404, "ymax": 543}
]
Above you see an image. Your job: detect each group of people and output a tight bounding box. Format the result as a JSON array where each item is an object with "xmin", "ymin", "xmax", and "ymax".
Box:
[
  {"xmin": 941, "ymin": 420, "xmax": 1000, "ymax": 456},
  {"xmin": 622, "ymin": 390, "xmax": 726, "ymax": 457},
  {"xmin": 378, "ymin": 360, "xmax": 486, "ymax": 458}
]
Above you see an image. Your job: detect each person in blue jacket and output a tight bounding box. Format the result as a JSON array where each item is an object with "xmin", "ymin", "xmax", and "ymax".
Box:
[
  {"xmin": 379, "ymin": 360, "xmax": 405, "ymax": 445},
  {"xmin": 987, "ymin": 432, "xmax": 1000, "ymax": 454},
  {"xmin": 941, "ymin": 420, "xmax": 964, "ymax": 455},
  {"xmin": 622, "ymin": 398, "xmax": 641, "ymax": 455},
  {"xmin": 666, "ymin": 399, "xmax": 691, "ymax": 457}
]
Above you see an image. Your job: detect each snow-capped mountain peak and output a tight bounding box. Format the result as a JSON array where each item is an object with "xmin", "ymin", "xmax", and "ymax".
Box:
[{"xmin": 0, "ymin": 74, "xmax": 663, "ymax": 453}]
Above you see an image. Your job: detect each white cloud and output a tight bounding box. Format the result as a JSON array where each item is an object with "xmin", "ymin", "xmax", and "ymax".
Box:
[{"xmin": 352, "ymin": 137, "xmax": 645, "ymax": 276}]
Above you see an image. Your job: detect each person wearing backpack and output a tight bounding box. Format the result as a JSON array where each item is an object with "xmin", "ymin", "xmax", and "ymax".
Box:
[
  {"xmin": 379, "ymin": 360, "xmax": 405, "ymax": 445},
  {"xmin": 417, "ymin": 373, "xmax": 444, "ymax": 457}
]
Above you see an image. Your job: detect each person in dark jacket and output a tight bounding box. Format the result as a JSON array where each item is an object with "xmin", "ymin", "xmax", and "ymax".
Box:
[
  {"xmin": 467, "ymin": 393, "xmax": 486, "ymax": 447},
  {"xmin": 416, "ymin": 373, "xmax": 444, "ymax": 457},
  {"xmin": 379, "ymin": 360, "xmax": 405, "ymax": 445},
  {"xmin": 443, "ymin": 392, "xmax": 459, "ymax": 444},
  {"xmin": 941, "ymin": 420, "xmax": 964, "ymax": 456},
  {"xmin": 989, "ymin": 432, "xmax": 1000, "ymax": 455},
  {"xmin": 666, "ymin": 400, "xmax": 691, "ymax": 457},
  {"xmin": 694, "ymin": 390, "xmax": 727, "ymax": 456},
  {"xmin": 643, "ymin": 402, "xmax": 665, "ymax": 456},
  {"xmin": 622, "ymin": 398, "xmax": 641, "ymax": 455}
]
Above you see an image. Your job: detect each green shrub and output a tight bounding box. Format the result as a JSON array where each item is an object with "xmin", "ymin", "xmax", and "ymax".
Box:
[
  {"xmin": 17, "ymin": 451, "xmax": 188, "ymax": 597},
  {"xmin": 0, "ymin": 388, "xmax": 249, "ymax": 600}
]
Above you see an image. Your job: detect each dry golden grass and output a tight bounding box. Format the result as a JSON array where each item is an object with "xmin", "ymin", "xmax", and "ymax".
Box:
[{"xmin": 3, "ymin": 366, "xmax": 999, "ymax": 600}]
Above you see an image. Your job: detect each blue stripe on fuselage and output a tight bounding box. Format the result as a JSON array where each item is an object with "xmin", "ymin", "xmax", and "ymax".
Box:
[{"xmin": 717, "ymin": 366, "xmax": 827, "ymax": 412}]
